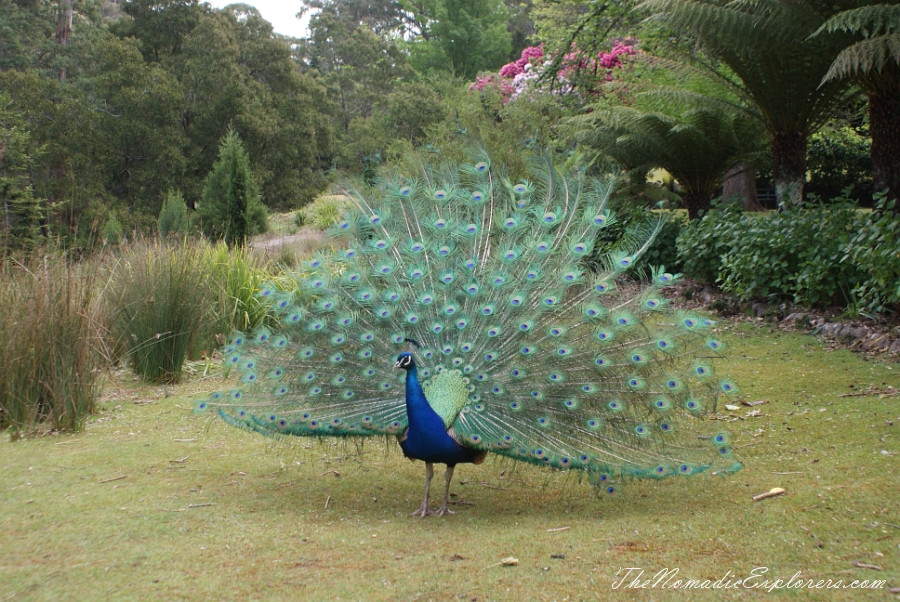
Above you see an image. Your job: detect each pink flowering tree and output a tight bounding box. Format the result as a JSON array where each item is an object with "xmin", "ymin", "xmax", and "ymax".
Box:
[{"xmin": 470, "ymin": 39, "xmax": 639, "ymax": 104}]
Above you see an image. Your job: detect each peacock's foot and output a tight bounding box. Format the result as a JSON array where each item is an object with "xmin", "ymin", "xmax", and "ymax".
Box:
[
  {"xmin": 410, "ymin": 504, "xmax": 434, "ymax": 518},
  {"xmin": 435, "ymin": 504, "xmax": 456, "ymax": 517}
]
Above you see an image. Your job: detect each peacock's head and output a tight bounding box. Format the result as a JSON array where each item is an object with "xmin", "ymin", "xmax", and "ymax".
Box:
[{"xmin": 394, "ymin": 352, "xmax": 415, "ymax": 370}]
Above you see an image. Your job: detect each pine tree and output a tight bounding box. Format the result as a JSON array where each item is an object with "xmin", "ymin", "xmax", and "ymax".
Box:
[
  {"xmin": 197, "ymin": 130, "xmax": 267, "ymax": 247},
  {"xmin": 158, "ymin": 189, "xmax": 189, "ymax": 238}
]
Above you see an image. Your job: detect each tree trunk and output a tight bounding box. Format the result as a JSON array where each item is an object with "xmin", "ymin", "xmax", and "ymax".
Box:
[
  {"xmin": 683, "ymin": 190, "xmax": 713, "ymax": 221},
  {"xmin": 55, "ymin": 0, "xmax": 73, "ymax": 81},
  {"xmin": 723, "ymin": 161, "xmax": 763, "ymax": 211},
  {"xmin": 772, "ymin": 130, "xmax": 807, "ymax": 209},
  {"xmin": 868, "ymin": 69, "xmax": 900, "ymax": 209}
]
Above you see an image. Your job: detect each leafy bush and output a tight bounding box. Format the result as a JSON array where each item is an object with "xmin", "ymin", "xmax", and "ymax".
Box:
[
  {"xmin": 676, "ymin": 197, "xmax": 899, "ymax": 310},
  {"xmin": 592, "ymin": 205, "xmax": 685, "ymax": 277},
  {"xmin": 158, "ymin": 190, "xmax": 190, "ymax": 238},
  {"xmin": 106, "ymin": 241, "xmax": 212, "ymax": 383},
  {"xmin": 675, "ymin": 201, "xmax": 745, "ymax": 284},
  {"xmin": 0, "ymin": 254, "xmax": 102, "ymax": 438},
  {"xmin": 846, "ymin": 195, "xmax": 900, "ymax": 313}
]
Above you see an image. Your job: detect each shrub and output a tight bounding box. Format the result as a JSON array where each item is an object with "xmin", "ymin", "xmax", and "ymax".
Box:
[
  {"xmin": 0, "ymin": 254, "xmax": 101, "ymax": 438},
  {"xmin": 102, "ymin": 213, "xmax": 124, "ymax": 246},
  {"xmin": 677, "ymin": 200, "xmax": 866, "ymax": 307},
  {"xmin": 158, "ymin": 189, "xmax": 190, "ymax": 239},
  {"xmin": 847, "ymin": 195, "xmax": 900, "ymax": 313},
  {"xmin": 106, "ymin": 241, "xmax": 212, "ymax": 383},
  {"xmin": 675, "ymin": 201, "xmax": 745, "ymax": 284}
]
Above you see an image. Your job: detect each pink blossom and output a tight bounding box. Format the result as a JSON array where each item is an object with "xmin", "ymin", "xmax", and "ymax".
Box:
[
  {"xmin": 499, "ymin": 62, "xmax": 522, "ymax": 77},
  {"xmin": 520, "ymin": 45, "xmax": 543, "ymax": 60}
]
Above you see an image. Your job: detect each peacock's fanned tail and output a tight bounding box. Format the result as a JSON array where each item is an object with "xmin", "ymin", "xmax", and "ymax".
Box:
[{"xmin": 197, "ymin": 152, "xmax": 742, "ymax": 488}]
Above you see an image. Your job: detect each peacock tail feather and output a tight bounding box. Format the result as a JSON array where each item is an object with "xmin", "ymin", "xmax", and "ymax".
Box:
[{"xmin": 197, "ymin": 151, "xmax": 742, "ymax": 489}]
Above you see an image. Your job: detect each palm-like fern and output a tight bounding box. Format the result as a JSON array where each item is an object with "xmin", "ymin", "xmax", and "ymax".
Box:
[
  {"xmin": 641, "ymin": 0, "xmax": 856, "ymax": 207},
  {"xmin": 814, "ymin": 3, "xmax": 900, "ymax": 203},
  {"xmin": 573, "ymin": 101, "xmax": 763, "ymax": 218}
]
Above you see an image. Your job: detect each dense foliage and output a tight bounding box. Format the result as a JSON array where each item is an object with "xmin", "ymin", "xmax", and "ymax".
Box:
[{"xmin": 676, "ymin": 196, "xmax": 899, "ymax": 313}]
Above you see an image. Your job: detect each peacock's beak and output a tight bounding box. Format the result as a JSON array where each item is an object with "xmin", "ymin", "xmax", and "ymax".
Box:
[{"xmin": 394, "ymin": 359, "xmax": 403, "ymax": 368}]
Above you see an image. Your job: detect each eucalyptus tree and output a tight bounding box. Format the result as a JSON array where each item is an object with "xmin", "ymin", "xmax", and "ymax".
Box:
[{"xmin": 641, "ymin": 0, "xmax": 856, "ymax": 208}]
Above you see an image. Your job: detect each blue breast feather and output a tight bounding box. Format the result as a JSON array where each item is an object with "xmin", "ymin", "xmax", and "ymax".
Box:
[{"xmin": 399, "ymin": 364, "xmax": 483, "ymax": 465}]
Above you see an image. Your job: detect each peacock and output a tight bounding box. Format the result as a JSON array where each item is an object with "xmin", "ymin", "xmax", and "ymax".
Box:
[{"xmin": 196, "ymin": 150, "xmax": 742, "ymax": 517}]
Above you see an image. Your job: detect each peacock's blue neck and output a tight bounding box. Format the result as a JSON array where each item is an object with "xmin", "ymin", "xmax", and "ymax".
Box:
[{"xmin": 404, "ymin": 365, "xmax": 440, "ymax": 428}]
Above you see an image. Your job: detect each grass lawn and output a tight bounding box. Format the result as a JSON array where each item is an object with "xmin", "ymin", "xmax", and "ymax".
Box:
[{"xmin": 1, "ymin": 321, "xmax": 898, "ymax": 601}]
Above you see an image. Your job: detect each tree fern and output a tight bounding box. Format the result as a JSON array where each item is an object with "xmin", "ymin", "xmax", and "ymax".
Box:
[
  {"xmin": 572, "ymin": 99, "xmax": 764, "ymax": 219},
  {"xmin": 813, "ymin": 3, "xmax": 900, "ymax": 203},
  {"xmin": 641, "ymin": 0, "xmax": 856, "ymax": 207}
]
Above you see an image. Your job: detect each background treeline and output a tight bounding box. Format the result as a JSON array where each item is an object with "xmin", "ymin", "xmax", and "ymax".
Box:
[{"xmin": 2, "ymin": 0, "xmax": 894, "ymax": 249}]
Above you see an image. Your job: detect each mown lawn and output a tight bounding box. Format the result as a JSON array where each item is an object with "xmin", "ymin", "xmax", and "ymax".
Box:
[{"xmin": 1, "ymin": 322, "xmax": 898, "ymax": 601}]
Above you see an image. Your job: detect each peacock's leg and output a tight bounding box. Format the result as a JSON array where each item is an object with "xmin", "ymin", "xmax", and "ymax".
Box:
[
  {"xmin": 435, "ymin": 465, "xmax": 457, "ymax": 517},
  {"xmin": 411, "ymin": 462, "xmax": 434, "ymax": 518}
]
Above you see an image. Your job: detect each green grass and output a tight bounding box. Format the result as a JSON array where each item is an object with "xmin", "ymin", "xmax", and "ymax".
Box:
[{"xmin": 1, "ymin": 323, "xmax": 898, "ymax": 600}]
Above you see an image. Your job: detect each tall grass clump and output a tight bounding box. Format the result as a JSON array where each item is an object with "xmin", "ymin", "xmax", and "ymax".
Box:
[
  {"xmin": 296, "ymin": 194, "xmax": 350, "ymax": 230},
  {"xmin": 0, "ymin": 254, "xmax": 102, "ymax": 439},
  {"xmin": 106, "ymin": 241, "xmax": 211, "ymax": 383},
  {"xmin": 197, "ymin": 242, "xmax": 271, "ymax": 352}
]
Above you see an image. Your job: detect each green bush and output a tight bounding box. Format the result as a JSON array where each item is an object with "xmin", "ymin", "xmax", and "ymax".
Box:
[
  {"xmin": 158, "ymin": 190, "xmax": 190, "ymax": 239},
  {"xmin": 846, "ymin": 195, "xmax": 900, "ymax": 314},
  {"xmin": 676, "ymin": 198, "xmax": 896, "ymax": 309},
  {"xmin": 106, "ymin": 241, "xmax": 212, "ymax": 383},
  {"xmin": 675, "ymin": 201, "xmax": 744, "ymax": 284},
  {"xmin": 102, "ymin": 213, "xmax": 124, "ymax": 246},
  {"xmin": 0, "ymin": 254, "xmax": 101, "ymax": 438}
]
